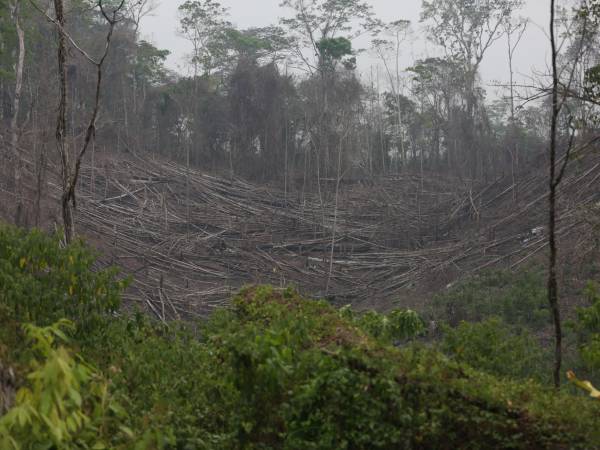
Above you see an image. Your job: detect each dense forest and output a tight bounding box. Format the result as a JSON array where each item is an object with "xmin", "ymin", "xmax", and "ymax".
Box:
[{"xmin": 1, "ymin": 0, "xmax": 600, "ymax": 448}]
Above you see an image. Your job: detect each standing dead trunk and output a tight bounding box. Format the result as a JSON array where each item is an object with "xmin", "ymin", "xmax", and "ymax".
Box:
[
  {"xmin": 548, "ymin": 0, "xmax": 562, "ymax": 388},
  {"xmin": 10, "ymin": 0, "xmax": 25, "ymax": 226},
  {"xmin": 504, "ymin": 19, "xmax": 527, "ymax": 203},
  {"xmin": 43, "ymin": 0, "xmax": 125, "ymax": 244},
  {"xmin": 326, "ymin": 133, "xmax": 344, "ymax": 295},
  {"xmin": 52, "ymin": 0, "xmax": 73, "ymax": 242},
  {"xmin": 35, "ymin": 144, "xmax": 46, "ymax": 228}
]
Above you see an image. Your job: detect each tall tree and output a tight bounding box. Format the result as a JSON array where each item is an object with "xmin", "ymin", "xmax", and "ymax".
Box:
[
  {"xmin": 548, "ymin": 0, "xmax": 564, "ymax": 388},
  {"xmin": 546, "ymin": 0, "xmax": 599, "ymax": 388},
  {"xmin": 280, "ymin": 0, "xmax": 380, "ymax": 74},
  {"xmin": 373, "ymin": 20, "xmax": 411, "ymax": 169},
  {"xmin": 37, "ymin": 0, "xmax": 126, "ymax": 243},
  {"xmin": 281, "ymin": 0, "xmax": 378, "ymax": 182},
  {"xmin": 9, "ymin": 0, "xmax": 25, "ymax": 225},
  {"xmin": 502, "ymin": 16, "xmax": 527, "ymax": 202},
  {"xmin": 421, "ymin": 0, "xmax": 523, "ymax": 179},
  {"xmin": 408, "ymin": 57, "xmax": 469, "ymax": 173},
  {"xmin": 178, "ymin": 0, "xmax": 230, "ymax": 77}
]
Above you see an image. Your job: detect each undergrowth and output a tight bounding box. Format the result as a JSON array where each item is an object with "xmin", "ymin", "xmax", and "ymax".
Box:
[{"xmin": 1, "ymin": 224, "xmax": 600, "ymax": 449}]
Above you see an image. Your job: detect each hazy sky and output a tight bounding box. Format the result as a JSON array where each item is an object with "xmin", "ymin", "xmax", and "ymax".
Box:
[{"xmin": 140, "ymin": 0, "xmax": 552, "ymax": 96}]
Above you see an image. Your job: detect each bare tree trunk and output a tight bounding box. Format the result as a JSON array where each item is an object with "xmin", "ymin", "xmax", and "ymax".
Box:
[
  {"xmin": 548, "ymin": 0, "xmax": 562, "ymax": 388},
  {"xmin": 122, "ymin": 76, "xmax": 129, "ymax": 147},
  {"xmin": 376, "ymin": 68, "xmax": 386, "ymax": 174},
  {"xmin": 543, "ymin": 0, "xmax": 589, "ymax": 388},
  {"xmin": 32, "ymin": 82, "xmax": 46, "ymax": 228},
  {"xmin": 284, "ymin": 112, "xmax": 289, "ymax": 201},
  {"xmin": 505, "ymin": 19, "xmax": 527, "ymax": 203},
  {"xmin": 326, "ymin": 132, "xmax": 344, "ymax": 295},
  {"xmin": 52, "ymin": 0, "xmax": 73, "ymax": 243},
  {"xmin": 508, "ymin": 32, "xmax": 518, "ymax": 202},
  {"xmin": 35, "ymin": 145, "xmax": 46, "ymax": 228},
  {"xmin": 186, "ymin": 139, "xmax": 190, "ymax": 235},
  {"xmin": 10, "ymin": 0, "xmax": 25, "ymax": 226},
  {"xmin": 45, "ymin": 0, "xmax": 125, "ymax": 244}
]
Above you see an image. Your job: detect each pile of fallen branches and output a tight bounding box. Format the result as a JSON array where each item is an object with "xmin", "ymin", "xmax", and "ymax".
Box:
[
  {"xmin": 4, "ymin": 143, "xmax": 599, "ymax": 319},
  {"xmin": 68, "ymin": 154, "xmax": 466, "ymax": 317}
]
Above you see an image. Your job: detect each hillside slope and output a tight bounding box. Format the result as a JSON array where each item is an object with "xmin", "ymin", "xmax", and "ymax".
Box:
[{"xmin": 2, "ymin": 145, "xmax": 599, "ymax": 317}]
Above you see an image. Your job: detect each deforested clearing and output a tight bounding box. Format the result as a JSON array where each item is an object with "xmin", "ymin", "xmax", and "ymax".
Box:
[{"xmin": 1, "ymin": 0, "xmax": 600, "ymax": 448}]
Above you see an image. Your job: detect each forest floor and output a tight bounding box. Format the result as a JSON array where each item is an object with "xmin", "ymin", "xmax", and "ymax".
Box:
[{"xmin": 1, "ymin": 146, "xmax": 599, "ymax": 319}]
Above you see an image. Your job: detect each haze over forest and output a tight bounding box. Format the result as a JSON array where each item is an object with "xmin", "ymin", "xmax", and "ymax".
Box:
[
  {"xmin": 1, "ymin": 0, "xmax": 600, "ymax": 447},
  {"xmin": 140, "ymin": 0, "xmax": 550, "ymax": 90}
]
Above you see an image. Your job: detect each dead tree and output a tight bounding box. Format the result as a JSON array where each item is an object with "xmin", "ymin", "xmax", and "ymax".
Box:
[
  {"xmin": 546, "ymin": 0, "xmax": 592, "ymax": 388},
  {"xmin": 548, "ymin": 0, "xmax": 562, "ymax": 388},
  {"xmin": 33, "ymin": 0, "xmax": 125, "ymax": 243},
  {"xmin": 10, "ymin": 0, "xmax": 25, "ymax": 225},
  {"xmin": 503, "ymin": 17, "xmax": 527, "ymax": 203}
]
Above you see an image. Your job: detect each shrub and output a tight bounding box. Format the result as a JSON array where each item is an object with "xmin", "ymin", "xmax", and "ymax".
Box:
[
  {"xmin": 572, "ymin": 282, "xmax": 600, "ymax": 379},
  {"xmin": 2, "ymin": 285, "xmax": 600, "ymax": 449},
  {"xmin": 0, "ymin": 224, "xmax": 126, "ymax": 329},
  {"xmin": 441, "ymin": 317, "xmax": 550, "ymax": 382},
  {"xmin": 81, "ymin": 315, "xmax": 235, "ymax": 448},
  {"xmin": 432, "ymin": 269, "xmax": 549, "ymax": 329},
  {"xmin": 0, "ymin": 320, "xmax": 142, "ymax": 449},
  {"xmin": 81, "ymin": 286, "xmax": 600, "ymax": 449},
  {"xmin": 2, "ymin": 227, "xmax": 599, "ymax": 449},
  {"xmin": 210, "ymin": 287, "xmax": 600, "ymax": 449},
  {"xmin": 339, "ymin": 305, "xmax": 426, "ymax": 343}
]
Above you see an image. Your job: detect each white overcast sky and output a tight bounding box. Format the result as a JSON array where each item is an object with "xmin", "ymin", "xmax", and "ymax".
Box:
[{"xmin": 139, "ymin": 0, "xmax": 552, "ymax": 96}]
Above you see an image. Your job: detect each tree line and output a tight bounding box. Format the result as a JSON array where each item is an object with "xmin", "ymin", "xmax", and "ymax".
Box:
[{"xmin": 3, "ymin": 0, "xmax": 599, "ymax": 194}]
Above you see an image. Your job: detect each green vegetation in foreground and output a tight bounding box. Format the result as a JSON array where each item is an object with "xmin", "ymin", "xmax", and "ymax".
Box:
[
  {"xmin": 1, "ymin": 224, "xmax": 600, "ymax": 449},
  {"xmin": 431, "ymin": 269, "xmax": 549, "ymax": 329},
  {"xmin": 440, "ymin": 317, "xmax": 551, "ymax": 383}
]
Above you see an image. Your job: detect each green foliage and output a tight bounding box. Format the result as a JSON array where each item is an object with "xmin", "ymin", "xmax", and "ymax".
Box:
[
  {"xmin": 0, "ymin": 224, "xmax": 127, "ymax": 329},
  {"xmin": 421, "ymin": 0, "xmax": 522, "ymax": 66},
  {"xmin": 1, "ymin": 285, "xmax": 600, "ymax": 448},
  {"xmin": 216, "ymin": 287, "xmax": 600, "ymax": 448},
  {"xmin": 280, "ymin": 0, "xmax": 378, "ymax": 72},
  {"xmin": 573, "ymin": 282, "xmax": 600, "ymax": 375},
  {"xmin": 316, "ymin": 37, "xmax": 354, "ymax": 69},
  {"xmin": 577, "ymin": 283, "xmax": 600, "ymax": 335},
  {"xmin": 81, "ymin": 315, "xmax": 228, "ymax": 448},
  {"xmin": 62, "ymin": 284, "xmax": 600, "ymax": 448},
  {"xmin": 178, "ymin": 0, "xmax": 231, "ymax": 74},
  {"xmin": 441, "ymin": 317, "xmax": 550, "ymax": 382},
  {"xmin": 280, "ymin": 0, "xmax": 378, "ymax": 42},
  {"xmin": 0, "ymin": 320, "xmax": 137, "ymax": 449},
  {"xmin": 0, "ymin": 0, "xmax": 16, "ymax": 80},
  {"xmin": 224, "ymin": 26, "xmax": 291, "ymax": 61},
  {"xmin": 584, "ymin": 64, "xmax": 600, "ymax": 103},
  {"xmin": 339, "ymin": 305, "xmax": 426, "ymax": 343},
  {"xmin": 1, "ymin": 229, "xmax": 600, "ymax": 448},
  {"xmin": 432, "ymin": 269, "xmax": 549, "ymax": 329},
  {"xmin": 135, "ymin": 40, "xmax": 170, "ymax": 86},
  {"xmin": 579, "ymin": 0, "xmax": 600, "ymax": 26}
]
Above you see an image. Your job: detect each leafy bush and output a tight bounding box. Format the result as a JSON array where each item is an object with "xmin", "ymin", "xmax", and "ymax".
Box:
[
  {"xmin": 76, "ymin": 286, "xmax": 600, "ymax": 448},
  {"xmin": 0, "ymin": 320, "xmax": 140, "ymax": 450},
  {"xmin": 1, "ymin": 228, "xmax": 600, "ymax": 449},
  {"xmin": 572, "ymin": 282, "xmax": 600, "ymax": 378},
  {"xmin": 441, "ymin": 317, "xmax": 550, "ymax": 382},
  {"xmin": 432, "ymin": 269, "xmax": 549, "ymax": 329},
  {"xmin": 0, "ymin": 224, "xmax": 126, "ymax": 329},
  {"xmin": 200, "ymin": 287, "xmax": 600, "ymax": 449},
  {"xmin": 339, "ymin": 305, "xmax": 425, "ymax": 343},
  {"xmin": 81, "ymin": 315, "xmax": 233, "ymax": 448}
]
